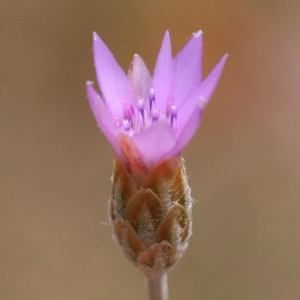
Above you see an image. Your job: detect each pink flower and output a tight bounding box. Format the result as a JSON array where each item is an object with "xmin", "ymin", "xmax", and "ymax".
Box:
[{"xmin": 87, "ymin": 31, "xmax": 227, "ymax": 173}]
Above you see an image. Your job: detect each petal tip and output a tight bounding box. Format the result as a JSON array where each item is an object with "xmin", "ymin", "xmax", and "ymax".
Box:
[
  {"xmin": 192, "ymin": 30, "xmax": 203, "ymax": 37},
  {"xmin": 218, "ymin": 54, "xmax": 229, "ymax": 69},
  {"xmin": 163, "ymin": 30, "xmax": 171, "ymax": 40},
  {"xmin": 93, "ymin": 32, "xmax": 99, "ymax": 41}
]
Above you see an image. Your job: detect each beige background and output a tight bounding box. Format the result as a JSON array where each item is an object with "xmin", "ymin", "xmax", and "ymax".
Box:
[{"xmin": 1, "ymin": 0, "xmax": 300, "ymax": 299}]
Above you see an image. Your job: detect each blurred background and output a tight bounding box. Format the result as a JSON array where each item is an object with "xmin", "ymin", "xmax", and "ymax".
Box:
[{"xmin": 1, "ymin": 0, "xmax": 300, "ymax": 299}]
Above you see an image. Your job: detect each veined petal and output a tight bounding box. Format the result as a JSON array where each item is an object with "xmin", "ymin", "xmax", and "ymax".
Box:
[
  {"xmin": 86, "ymin": 82, "xmax": 120, "ymax": 152},
  {"xmin": 177, "ymin": 54, "xmax": 228, "ymax": 132},
  {"xmin": 173, "ymin": 30, "xmax": 203, "ymax": 107},
  {"xmin": 93, "ymin": 33, "xmax": 136, "ymax": 118},
  {"xmin": 127, "ymin": 54, "xmax": 151, "ymax": 100},
  {"xmin": 132, "ymin": 121, "xmax": 177, "ymax": 167},
  {"xmin": 150, "ymin": 31, "xmax": 173, "ymax": 114}
]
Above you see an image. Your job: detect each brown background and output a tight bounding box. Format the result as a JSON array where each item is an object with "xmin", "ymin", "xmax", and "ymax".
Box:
[{"xmin": 1, "ymin": 0, "xmax": 300, "ymax": 299}]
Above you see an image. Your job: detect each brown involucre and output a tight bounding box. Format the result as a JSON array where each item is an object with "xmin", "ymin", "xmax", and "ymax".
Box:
[{"xmin": 110, "ymin": 156, "xmax": 192, "ymax": 276}]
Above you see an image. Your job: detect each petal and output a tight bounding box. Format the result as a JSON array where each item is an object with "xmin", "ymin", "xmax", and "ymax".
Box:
[
  {"xmin": 173, "ymin": 30, "xmax": 203, "ymax": 107},
  {"xmin": 173, "ymin": 54, "xmax": 228, "ymax": 153},
  {"xmin": 132, "ymin": 121, "xmax": 177, "ymax": 167},
  {"xmin": 149, "ymin": 31, "xmax": 173, "ymax": 115},
  {"xmin": 198, "ymin": 54, "xmax": 228, "ymax": 109},
  {"xmin": 172, "ymin": 108, "xmax": 204, "ymax": 156},
  {"xmin": 178, "ymin": 54, "xmax": 228, "ymax": 132},
  {"xmin": 86, "ymin": 81, "xmax": 120, "ymax": 151},
  {"xmin": 127, "ymin": 54, "xmax": 151, "ymax": 100},
  {"xmin": 93, "ymin": 33, "xmax": 136, "ymax": 118}
]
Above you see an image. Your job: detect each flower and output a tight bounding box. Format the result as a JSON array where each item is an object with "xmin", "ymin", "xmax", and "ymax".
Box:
[
  {"xmin": 86, "ymin": 31, "xmax": 227, "ymax": 287},
  {"xmin": 87, "ymin": 31, "xmax": 227, "ymax": 179}
]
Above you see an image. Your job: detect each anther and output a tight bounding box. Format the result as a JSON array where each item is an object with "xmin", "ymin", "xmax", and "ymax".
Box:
[
  {"xmin": 152, "ymin": 109, "xmax": 159, "ymax": 123},
  {"xmin": 166, "ymin": 94, "xmax": 175, "ymax": 118},
  {"xmin": 170, "ymin": 105, "xmax": 177, "ymax": 129},
  {"xmin": 122, "ymin": 119, "xmax": 131, "ymax": 132},
  {"xmin": 122, "ymin": 99, "xmax": 134, "ymax": 121},
  {"xmin": 138, "ymin": 97, "xmax": 145, "ymax": 121},
  {"xmin": 149, "ymin": 88, "xmax": 155, "ymax": 113}
]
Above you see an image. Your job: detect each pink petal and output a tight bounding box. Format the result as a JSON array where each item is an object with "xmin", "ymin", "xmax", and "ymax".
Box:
[
  {"xmin": 173, "ymin": 30, "xmax": 203, "ymax": 107},
  {"xmin": 177, "ymin": 54, "xmax": 228, "ymax": 133},
  {"xmin": 172, "ymin": 108, "xmax": 204, "ymax": 156},
  {"xmin": 149, "ymin": 31, "xmax": 173, "ymax": 115},
  {"xmin": 127, "ymin": 54, "xmax": 151, "ymax": 100},
  {"xmin": 170, "ymin": 54, "xmax": 227, "ymax": 154},
  {"xmin": 93, "ymin": 33, "xmax": 136, "ymax": 118},
  {"xmin": 132, "ymin": 121, "xmax": 177, "ymax": 167},
  {"xmin": 86, "ymin": 82, "xmax": 120, "ymax": 152},
  {"xmin": 198, "ymin": 54, "xmax": 228, "ymax": 109}
]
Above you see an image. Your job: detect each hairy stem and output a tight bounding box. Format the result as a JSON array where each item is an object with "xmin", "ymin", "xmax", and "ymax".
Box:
[{"xmin": 146, "ymin": 273, "xmax": 168, "ymax": 300}]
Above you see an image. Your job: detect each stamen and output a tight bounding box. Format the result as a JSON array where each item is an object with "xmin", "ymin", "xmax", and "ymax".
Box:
[
  {"xmin": 170, "ymin": 105, "xmax": 177, "ymax": 129},
  {"xmin": 122, "ymin": 99, "xmax": 134, "ymax": 121},
  {"xmin": 152, "ymin": 109, "xmax": 159, "ymax": 123},
  {"xmin": 138, "ymin": 97, "xmax": 145, "ymax": 122},
  {"xmin": 149, "ymin": 88, "xmax": 155, "ymax": 113},
  {"xmin": 122, "ymin": 119, "xmax": 131, "ymax": 132},
  {"xmin": 165, "ymin": 94, "xmax": 175, "ymax": 118}
]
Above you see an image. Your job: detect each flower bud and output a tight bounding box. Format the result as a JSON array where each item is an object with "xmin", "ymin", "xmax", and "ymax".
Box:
[{"xmin": 110, "ymin": 156, "xmax": 192, "ymax": 275}]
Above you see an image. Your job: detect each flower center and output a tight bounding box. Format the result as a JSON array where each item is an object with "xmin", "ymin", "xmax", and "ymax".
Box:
[{"xmin": 120, "ymin": 88, "xmax": 177, "ymax": 134}]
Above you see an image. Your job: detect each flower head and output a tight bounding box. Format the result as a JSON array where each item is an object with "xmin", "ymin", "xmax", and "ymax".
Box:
[
  {"xmin": 87, "ymin": 31, "xmax": 227, "ymax": 287},
  {"xmin": 87, "ymin": 31, "xmax": 227, "ymax": 179}
]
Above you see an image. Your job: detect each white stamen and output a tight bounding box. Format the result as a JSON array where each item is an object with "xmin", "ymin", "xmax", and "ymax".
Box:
[
  {"xmin": 138, "ymin": 97, "xmax": 145, "ymax": 121},
  {"xmin": 122, "ymin": 119, "xmax": 131, "ymax": 131},
  {"xmin": 165, "ymin": 94, "xmax": 175, "ymax": 118}
]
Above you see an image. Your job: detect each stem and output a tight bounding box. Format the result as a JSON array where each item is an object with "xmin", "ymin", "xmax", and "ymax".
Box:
[{"xmin": 145, "ymin": 273, "xmax": 168, "ymax": 300}]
